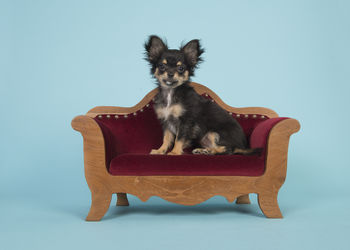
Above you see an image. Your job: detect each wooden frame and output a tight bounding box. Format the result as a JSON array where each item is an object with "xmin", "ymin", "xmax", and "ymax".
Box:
[{"xmin": 71, "ymin": 82, "xmax": 300, "ymax": 221}]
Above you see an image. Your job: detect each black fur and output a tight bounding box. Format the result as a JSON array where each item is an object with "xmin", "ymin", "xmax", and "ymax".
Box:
[{"xmin": 145, "ymin": 35, "xmax": 261, "ymax": 155}]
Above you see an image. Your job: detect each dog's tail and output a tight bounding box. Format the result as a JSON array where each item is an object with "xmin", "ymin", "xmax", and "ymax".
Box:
[{"xmin": 233, "ymin": 147, "xmax": 263, "ymax": 156}]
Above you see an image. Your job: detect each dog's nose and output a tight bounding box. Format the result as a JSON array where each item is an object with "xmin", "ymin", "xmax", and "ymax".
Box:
[{"xmin": 168, "ymin": 72, "xmax": 174, "ymax": 77}]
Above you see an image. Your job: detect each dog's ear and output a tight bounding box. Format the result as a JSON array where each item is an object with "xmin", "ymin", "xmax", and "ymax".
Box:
[
  {"xmin": 181, "ymin": 39, "xmax": 204, "ymax": 67},
  {"xmin": 145, "ymin": 35, "xmax": 167, "ymax": 63}
]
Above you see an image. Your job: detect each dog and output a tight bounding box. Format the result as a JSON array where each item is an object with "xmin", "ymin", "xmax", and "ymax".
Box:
[{"xmin": 145, "ymin": 35, "xmax": 261, "ymax": 156}]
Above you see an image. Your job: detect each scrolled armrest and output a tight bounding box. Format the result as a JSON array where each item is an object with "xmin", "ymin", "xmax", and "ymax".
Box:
[
  {"xmin": 250, "ymin": 117, "xmax": 299, "ymax": 149},
  {"xmin": 71, "ymin": 115, "xmax": 109, "ymax": 178},
  {"xmin": 250, "ymin": 117, "xmax": 300, "ymax": 184}
]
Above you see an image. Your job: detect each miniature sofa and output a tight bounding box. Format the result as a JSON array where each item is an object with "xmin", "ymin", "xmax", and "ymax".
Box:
[{"xmin": 71, "ymin": 82, "xmax": 300, "ymax": 221}]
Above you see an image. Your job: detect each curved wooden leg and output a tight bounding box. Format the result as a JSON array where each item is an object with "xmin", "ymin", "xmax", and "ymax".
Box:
[
  {"xmin": 116, "ymin": 193, "xmax": 129, "ymax": 206},
  {"xmin": 86, "ymin": 191, "xmax": 112, "ymax": 221},
  {"xmin": 258, "ymin": 192, "xmax": 283, "ymax": 218},
  {"xmin": 236, "ymin": 194, "xmax": 251, "ymax": 204}
]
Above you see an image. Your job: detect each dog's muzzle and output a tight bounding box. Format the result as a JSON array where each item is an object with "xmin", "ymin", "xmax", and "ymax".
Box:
[{"xmin": 164, "ymin": 79, "xmax": 178, "ymax": 86}]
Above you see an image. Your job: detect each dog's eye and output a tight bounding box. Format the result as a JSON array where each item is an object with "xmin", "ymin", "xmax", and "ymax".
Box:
[
  {"xmin": 177, "ymin": 65, "xmax": 185, "ymax": 73},
  {"xmin": 159, "ymin": 64, "xmax": 166, "ymax": 72}
]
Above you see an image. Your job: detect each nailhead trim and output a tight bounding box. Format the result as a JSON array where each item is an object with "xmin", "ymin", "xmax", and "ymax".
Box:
[{"xmin": 95, "ymin": 107, "xmax": 268, "ymax": 121}]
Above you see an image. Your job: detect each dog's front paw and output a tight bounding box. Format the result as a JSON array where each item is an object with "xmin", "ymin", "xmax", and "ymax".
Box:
[
  {"xmin": 192, "ymin": 148, "xmax": 210, "ymax": 155},
  {"xmin": 167, "ymin": 151, "xmax": 182, "ymax": 155},
  {"xmin": 150, "ymin": 149, "xmax": 165, "ymax": 155}
]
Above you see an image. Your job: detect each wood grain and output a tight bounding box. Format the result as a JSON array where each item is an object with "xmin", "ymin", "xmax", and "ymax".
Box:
[{"xmin": 72, "ymin": 82, "xmax": 300, "ymax": 221}]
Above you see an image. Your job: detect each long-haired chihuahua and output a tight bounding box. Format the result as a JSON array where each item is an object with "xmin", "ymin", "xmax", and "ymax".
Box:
[{"xmin": 145, "ymin": 35, "xmax": 261, "ymax": 156}]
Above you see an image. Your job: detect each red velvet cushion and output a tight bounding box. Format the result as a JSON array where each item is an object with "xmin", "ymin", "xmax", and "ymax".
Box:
[
  {"xmin": 108, "ymin": 117, "xmax": 292, "ymax": 176},
  {"xmin": 109, "ymin": 153, "xmax": 265, "ymax": 176}
]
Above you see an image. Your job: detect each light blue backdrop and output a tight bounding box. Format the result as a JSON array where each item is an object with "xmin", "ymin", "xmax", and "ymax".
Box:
[{"xmin": 1, "ymin": 0, "xmax": 349, "ymax": 249}]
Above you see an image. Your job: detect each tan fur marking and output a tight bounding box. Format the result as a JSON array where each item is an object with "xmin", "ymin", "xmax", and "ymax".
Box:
[
  {"xmin": 170, "ymin": 104, "xmax": 184, "ymax": 118},
  {"xmin": 162, "ymin": 59, "xmax": 167, "ymax": 64},
  {"xmin": 177, "ymin": 61, "xmax": 182, "ymax": 66},
  {"xmin": 168, "ymin": 139, "xmax": 187, "ymax": 155},
  {"xmin": 196, "ymin": 132, "xmax": 227, "ymax": 155},
  {"xmin": 210, "ymin": 146, "xmax": 226, "ymax": 154},
  {"xmin": 233, "ymin": 148, "xmax": 245, "ymax": 154},
  {"xmin": 150, "ymin": 130, "xmax": 174, "ymax": 154},
  {"xmin": 193, "ymin": 146, "xmax": 226, "ymax": 155},
  {"xmin": 155, "ymin": 68, "xmax": 169, "ymax": 88},
  {"xmin": 207, "ymin": 132, "xmax": 219, "ymax": 145},
  {"xmin": 169, "ymin": 71, "xmax": 189, "ymax": 88},
  {"xmin": 156, "ymin": 69, "xmax": 189, "ymax": 89},
  {"xmin": 155, "ymin": 104, "xmax": 184, "ymax": 119},
  {"xmin": 233, "ymin": 148, "xmax": 253, "ymax": 155},
  {"xmin": 200, "ymin": 132, "xmax": 219, "ymax": 148}
]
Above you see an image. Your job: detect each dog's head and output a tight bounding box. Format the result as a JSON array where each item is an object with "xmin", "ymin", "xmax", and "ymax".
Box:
[{"xmin": 145, "ymin": 35, "xmax": 204, "ymax": 89}]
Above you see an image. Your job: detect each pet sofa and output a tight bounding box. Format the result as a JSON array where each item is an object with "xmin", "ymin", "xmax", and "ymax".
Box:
[{"xmin": 71, "ymin": 82, "xmax": 300, "ymax": 221}]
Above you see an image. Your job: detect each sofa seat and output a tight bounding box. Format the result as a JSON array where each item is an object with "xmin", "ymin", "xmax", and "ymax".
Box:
[{"xmin": 109, "ymin": 153, "xmax": 265, "ymax": 176}]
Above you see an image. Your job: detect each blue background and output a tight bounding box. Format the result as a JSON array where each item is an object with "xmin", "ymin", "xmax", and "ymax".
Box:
[{"xmin": 1, "ymin": 0, "xmax": 349, "ymax": 249}]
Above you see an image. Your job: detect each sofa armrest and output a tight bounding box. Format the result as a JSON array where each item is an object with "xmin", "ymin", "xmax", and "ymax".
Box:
[
  {"xmin": 250, "ymin": 117, "xmax": 300, "ymax": 186},
  {"xmin": 71, "ymin": 115, "xmax": 109, "ymax": 180},
  {"xmin": 250, "ymin": 118, "xmax": 290, "ymax": 149}
]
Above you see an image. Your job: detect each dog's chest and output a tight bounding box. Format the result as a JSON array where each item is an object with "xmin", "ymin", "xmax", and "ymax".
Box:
[{"xmin": 155, "ymin": 91, "xmax": 184, "ymax": 120}]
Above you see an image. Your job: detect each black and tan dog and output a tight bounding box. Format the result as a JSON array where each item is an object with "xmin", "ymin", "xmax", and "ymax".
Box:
[{"xmin": 145, "ymin": 35, "xmax": 261, "ymax": 156}]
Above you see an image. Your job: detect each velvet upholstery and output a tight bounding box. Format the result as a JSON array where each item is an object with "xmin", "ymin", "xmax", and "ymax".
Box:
[
  {"xmin": 94, "ymin": 102, "xmax": 163, "ymax": 167},
  {"xmin": 250, "ymin": 117, "xmax": 289, "ymax": 155},
  {"xmin": 109, "ymin": 153, "xmax": 265, "ymax": 176},
  {"xmin": 93, "ymin": 97, "xmax": 290, "ymax": 176}
]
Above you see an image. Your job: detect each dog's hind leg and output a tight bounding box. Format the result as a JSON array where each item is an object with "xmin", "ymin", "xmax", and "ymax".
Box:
[
  {"xmin": 192, "ymin": 146, "xmax": 227, "ymax": 155},
  {"xmin": 192, "ymin": 132, "xmax": 228, "ymax": 155},
  {"xmin": 192, "ymin": 148, "xmax": 211, "ymax": 155}
]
